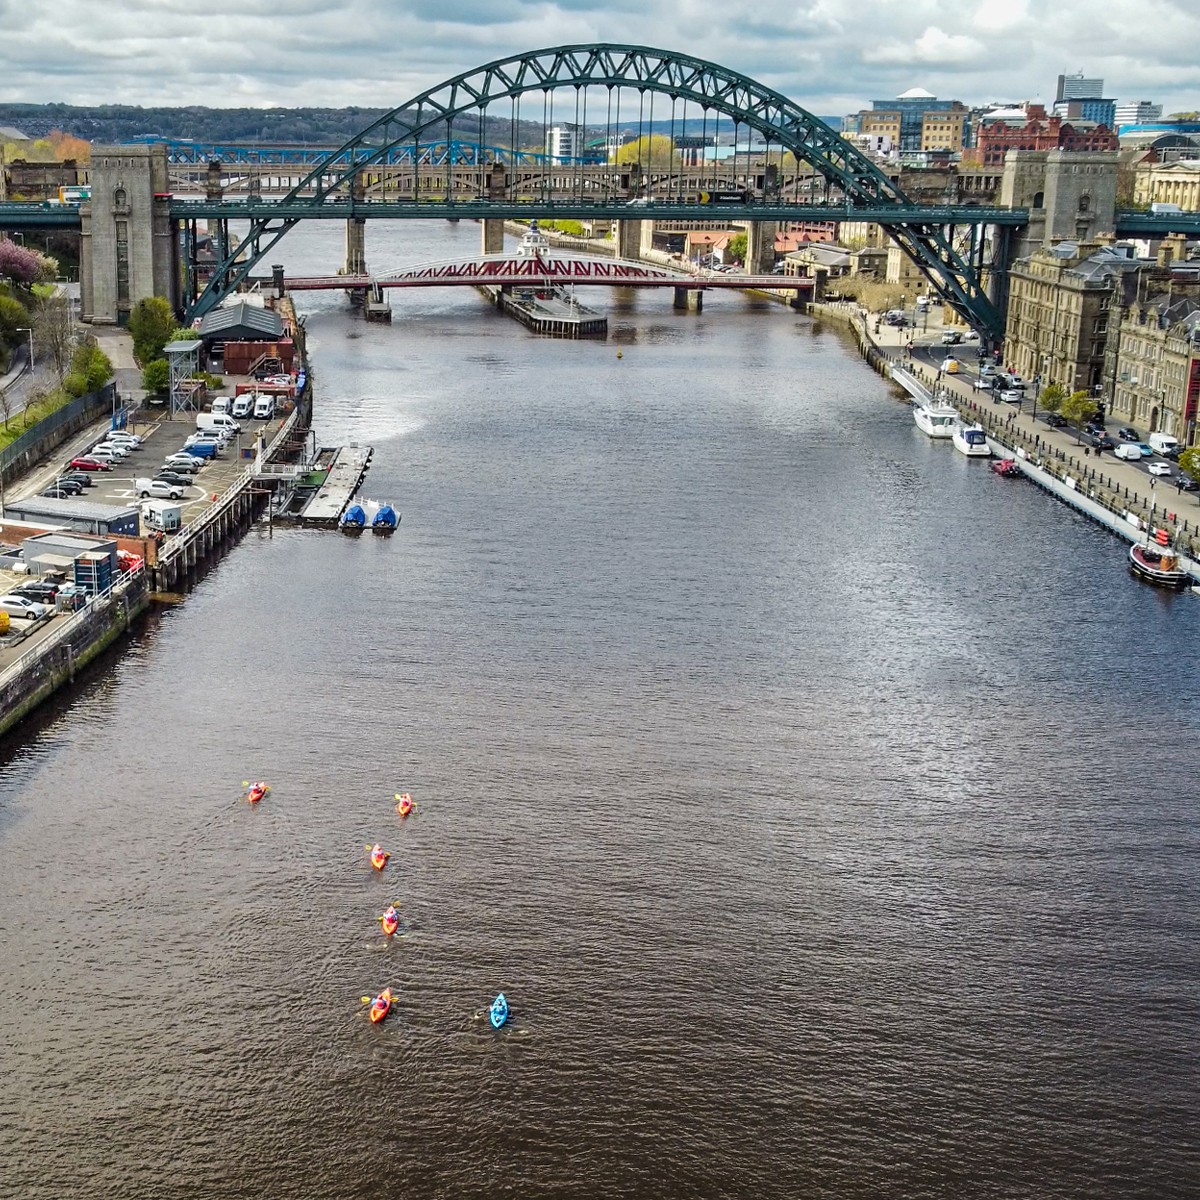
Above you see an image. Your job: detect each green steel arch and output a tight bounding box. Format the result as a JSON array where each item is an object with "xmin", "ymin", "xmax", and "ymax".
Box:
[{"xmin": 188, "ymin": 44, "xmax": 1003, "ymax": 337}]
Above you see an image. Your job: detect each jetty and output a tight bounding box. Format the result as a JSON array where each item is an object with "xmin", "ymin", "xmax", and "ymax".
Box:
[{"xmin": 296, "ymin": 445, "xmax": 374, "ymax": 526}]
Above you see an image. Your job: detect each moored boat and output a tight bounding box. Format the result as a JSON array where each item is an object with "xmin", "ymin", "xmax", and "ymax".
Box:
[
  {"xmin": 952, "ymin": 422, "xmax": 991, "ymax": 457},
  {"xmin": 913, "ymin": 397, "xmax": 960, "ymax": 438},
  {"xmin": 372, "ymin": 504, "xmax": 399, "ymax": 534},
  {"xmin": 340, "ymin": 504, "xmax": 366, "ymax": 533},
  {"xmin": 990, "ymin": 457, "xmax": 1022, "ymax": 477},
  {"xmin": 1129, "ymin": 541, "xmax": 1190, "ymax": 589}
]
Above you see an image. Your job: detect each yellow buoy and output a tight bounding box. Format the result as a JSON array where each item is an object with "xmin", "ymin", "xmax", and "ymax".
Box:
[{"xmin": 616, "ymin": 349, "xmax": 623, "ymax": 359}]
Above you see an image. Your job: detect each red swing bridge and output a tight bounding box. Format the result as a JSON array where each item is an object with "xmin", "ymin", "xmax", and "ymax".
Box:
[{"xmin": 280, "ymin": 254, "xmax": 814, "ymax": 297}]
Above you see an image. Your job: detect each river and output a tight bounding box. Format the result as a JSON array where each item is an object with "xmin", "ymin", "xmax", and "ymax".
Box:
[{"xmin": 1, "ymin": 220, "xmax": 1198, "ymax": 1199}]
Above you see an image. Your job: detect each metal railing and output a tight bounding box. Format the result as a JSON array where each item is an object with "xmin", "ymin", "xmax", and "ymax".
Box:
[{"xmin": 0, "ymin": 563, "xmax": 146, "ymax": 690}]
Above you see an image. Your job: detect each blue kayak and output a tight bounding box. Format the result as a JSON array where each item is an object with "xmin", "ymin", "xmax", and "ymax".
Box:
[{"xmin": 489, "ymin": 992, "xmax": 509, "ymax": 1029}]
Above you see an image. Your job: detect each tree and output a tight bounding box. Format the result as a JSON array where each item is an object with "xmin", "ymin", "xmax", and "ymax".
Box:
[
  {"xmin": 33, "ymin": 294, "xmax": 73, "ymax": 381},
  {"xmin": 726, "ymin": 233, "xmax": 747, "ymax": 264},
  {"xmin": 0, "ymin": 293, "xmax": 31, "ymax": 365},
  {"xmin": 0, "ymin": 239, "xmax": 39, "ymax": 288},
  {"xmin": 62, "ymin": 338, "xmax": 113, "ymax": 398},
  {"xmin": 1060, "ymin": 389, "xmax": 1095, "ymax": 441},
  {"xmin": 0, "ymin": 381, "xmax": 11, "ymax": 430},
  {"xmin": 1038, "ymin": 382, "xmax": 1067, "ymax": 413},
  {"xmin": 142, "ymin": 359, "xmax": 169, "ymax": 395},
  {"xmin": 127, "ymin": 296, "xmax": 177, "ymax": 365},
  {"xmin": 612, "ymin": 134, "xmax": 679, "ymax": 170},
  {"xmin": 1179, "ymin": 447, "xmax": 1200, "ymax": 482}
]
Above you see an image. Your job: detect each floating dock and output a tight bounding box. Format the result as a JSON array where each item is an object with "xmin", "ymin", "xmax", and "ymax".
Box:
[{"xmin": 296, "ymin": 445, "xmax": 374, "ymax": 526}]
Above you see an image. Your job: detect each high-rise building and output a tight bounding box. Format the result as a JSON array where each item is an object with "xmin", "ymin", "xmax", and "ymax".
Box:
[
  {"xmin": 1053, "ymin": 97, "xmax": 1117, "ymax": 130},
  {"xmin": 1114, "ymin": 101, "xmax": 1164, "ymax": 129},
  {"xmin": 1057, "ymin": 72, "xmax": 1104, "ymax": 102},
  {"xmin": 546, "ymin": 125, "xmax": 580, "ymax": 162},
  {"xmin": 855, "ymin": 88, "xmax": 970, "ymax": 153}
]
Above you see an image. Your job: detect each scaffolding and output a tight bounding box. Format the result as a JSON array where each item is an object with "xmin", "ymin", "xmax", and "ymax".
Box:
[{"xmin": 164, "ymin": 338, "xmax": 204, "ymax": 415}]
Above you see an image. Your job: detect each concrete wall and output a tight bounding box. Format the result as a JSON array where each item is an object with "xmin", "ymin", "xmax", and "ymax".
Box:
[{"xmin": 81, "ymin": 144, "xmax": 178, "ymax": 324}]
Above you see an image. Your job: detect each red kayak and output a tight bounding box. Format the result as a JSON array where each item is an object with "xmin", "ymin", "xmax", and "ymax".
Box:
[
  {"xmin": 380, "ymin": 907, "xmax": 399, "ymax": 936},
  {"xmin": 246, "ymin": 782, "xmax": 269, "ymax": 804},
  {"xmin": 395, "ymin": 792, "xmax": 414, "ymax": 817},
  {"xmin": 369, "ymin": 987, "xmax": 393, "ymax": 1024},
  {"xmin": 369, "ymin": 844, "xmax": 389, "ymax": 871}
]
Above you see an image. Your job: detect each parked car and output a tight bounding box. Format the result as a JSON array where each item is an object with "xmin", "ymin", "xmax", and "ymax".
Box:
[
  {"xmin": 0, "ymin": 594, "xmax": 50, "ymax": 621},
  {"xmin": 1000, "ymin": 389, "xmax": 1024, "ymax": 404},
  {"xmin": 940, "ymin": 330, "xmax": 963, "ymax": 345},
  {"xmin": 153, "ymin": 471, "xmax": 194, "ymax": 489},
  {"xmin": 51, "ymin": 477, "xmax": 85, "ymax": 495},
  {"xmin": 136, "ymin": 478, "xmax": 184, "ymax": 500},
  {"xmin": 1117, "ymin": 427, "xmax": 1139, "ymax": 441},
  {"xmin": 1042, "ymin": 413, "xmax": 1068, "ymax": 428},
  {"xmin": 1084, "ymin": 422, "xmax": 1105, "ymax": 438},
  {"xmin": 90, "ymin": 442, "xmax": 131, "ymax": 459},
  {"xmin": 1176, "ymin": 473, "xmax": 1199, "ymax": 492},
  {"xmin": 1147, "ymin": 461, "xmax": 1173, "ymax": 476},
  {"xmin": 60, "ymin": 472, "xmax": 96, "ymax": 489},
  {"xmin": 1090, "ymin": 436, "xmax": 1116, "ymax": 452},
  {"xmin": 69, "ymin": 456, "xmax": 113, "ymax": 471},
  {"xmin": 41, "ymin": 486, "xmax": 79, "ymax": 499},
  {"xmin": 12, "ymin": 580, "xmax": 60, "ymax": 603},
  {"xmin": 979, "ymin": 364, "xmax": 999, "ymax": 380},
  {"xmin": 162, "ymin": 454, "xmax": 203, "ymax": 472}
]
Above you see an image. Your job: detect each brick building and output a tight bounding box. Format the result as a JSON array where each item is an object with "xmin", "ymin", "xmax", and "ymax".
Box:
[{"xmin": 968, "ymin": 105, "xmax": 1117, "ymax": 168}]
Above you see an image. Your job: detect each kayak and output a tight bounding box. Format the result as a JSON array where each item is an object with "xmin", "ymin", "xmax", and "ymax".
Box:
[
  {"xmin": 369, "ymin": 987, "xmax": 393, "ymax": 1024},
  {"xmin": 246, "ymin": 782, "xmax": 269, "ymax": 804},
  {"xmin": 369, "ymin": 844, "xmax": 389, "ymax": 871},
  {"xmin": 395, "ymin": 793, "xmax": 414, "ymax": 817},
  {"xmin": 489, "ymin": 992, "xmax": 509, "ymax": 1029},
  {"xmin": 380, "ymin": 907, "xmax": 399, "ymax": 936}
]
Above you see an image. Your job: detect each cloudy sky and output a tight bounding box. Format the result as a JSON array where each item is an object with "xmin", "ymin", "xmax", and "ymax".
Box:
[{"xmin": 1, "ymin": 0, "xmax": 1198, "ymax": 115}]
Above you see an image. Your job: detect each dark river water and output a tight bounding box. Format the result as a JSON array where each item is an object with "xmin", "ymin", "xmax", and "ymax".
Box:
[{"xmin": 2, "ymin": 221, "xmax": 1199, "ymax": 1199}]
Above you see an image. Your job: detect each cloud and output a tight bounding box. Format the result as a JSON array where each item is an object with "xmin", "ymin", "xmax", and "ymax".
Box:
[
  {"xmin": 863, "ymin": 27, "xmax": 986, "ymax": 67},
  {"xmin": 0, "ymin": 1, "xmax": 1199, "ymax": 115}
]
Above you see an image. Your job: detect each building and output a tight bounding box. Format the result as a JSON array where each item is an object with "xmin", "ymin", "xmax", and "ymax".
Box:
[
  {"xmin": 546, "ymin": 125, "xmax": 580, "ymax": 162},
  {"xmin": 851, "ymin": 89, "xmax": 970, "ymax": 154},
  {"xmin": 1054, "ymin": 97, "xmax": 1118, "ymax": 131},
  {"xmin": 1003, "ymin": 240, "xmax": 1148, "ymax": 396},
  {"xmin": 1057, "ymin": 73, "xmax": 1105, "ymax": 102},
  {"xmin": 2, "ymin": 496, "xmax": 141, "ymax": 537},
  {"xmin": 1106, "ymin": 245, "xmax": 1200, "ymax": 442},
  {"xmin": 970, "ymin": 105, "xmax": 1117, "ymax": 168},
  {"xmin": 1132, "ymin": 159, "xmax": 1200, "ymax": 209},
  {"xmin": 1115, "ymin": 101, "xmax": 1164, "ymax": 130}
]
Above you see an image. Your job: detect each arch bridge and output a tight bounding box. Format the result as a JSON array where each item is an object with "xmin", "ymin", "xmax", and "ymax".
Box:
[{"xmin": 175, "ymin": 44, "xmax": 1017, "ymax": 340}]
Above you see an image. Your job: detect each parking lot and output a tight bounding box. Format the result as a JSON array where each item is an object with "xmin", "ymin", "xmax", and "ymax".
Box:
[{"xmin": 8, "ymin": 408, "xmax": 288, "ymax": 526}]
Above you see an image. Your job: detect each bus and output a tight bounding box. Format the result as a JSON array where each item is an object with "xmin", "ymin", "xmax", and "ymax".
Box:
[{"xmin": 58, "ymin": 185, "xmax": 91, "ymax": 203}]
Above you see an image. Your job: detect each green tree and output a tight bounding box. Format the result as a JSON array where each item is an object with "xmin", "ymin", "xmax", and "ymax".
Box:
[
  {"xmin": 726, "ymin": 233, "xmax": 747, "ymax": 264},
  {"xmin": 0, "ymin": 292, "xmax": 31, "ymax": 364},
  {"xmin": 1038, "ymin": 382, "xmax": 1067, "ymax": 413},
  {"xmin": 62, "ymin": 338, "xmax": 113, "ymax": 397},
  {"xmin": 142, "ymin": 358, "xmax": 169, "ymax": 395},
  {"xmin": 127, "ymin": 296, "xmax": 177, "ymax": 365},
  {"xmin": 612, "ymin": 134, "xmax": 679, "ymax": 169},
  {"xmin": 1060, "ymin": 389, "xmax": 1095, "ymax": 442},
  {"xmin": 1178, "ymin": 447, "xmax": 1200, "ymax": 481}
]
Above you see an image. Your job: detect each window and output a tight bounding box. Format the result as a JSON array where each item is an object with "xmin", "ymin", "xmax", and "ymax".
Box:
[
  {"xmin": 1078, "ymin": 194, "xmax": 1091, "ymax": 213},
  {"xmin": 113, "ymin": 187, "xmax": 127, "ymax": 208}
]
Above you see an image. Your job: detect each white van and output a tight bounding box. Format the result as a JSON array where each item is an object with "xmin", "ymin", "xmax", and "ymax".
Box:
[
  {"xmin": 211, "ymin": 397, "xmax": 231, "ymax": 416},
  {"xmin": 1148, "ymin": 432, "xmax": 1181, "ymax": 456},
  {"xmin": 197, "ymin": 412, "xmax": 240, "ymax": 436},
  {"xmin": 253, "ymin": 395, "xmax": 275, "ymax": 420},
  {"xmin": 231, "ymin": 395, "xmax": 254, "ymax": 419},
  {"xmin": 1114, "ymin": 443, "xmax": 1144, "ymax": 461}
]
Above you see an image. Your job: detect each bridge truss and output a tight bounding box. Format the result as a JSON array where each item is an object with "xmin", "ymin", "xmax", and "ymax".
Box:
[{"xmin": 184, "ymin": 43, "xmax": 1011, "ymax": 337}]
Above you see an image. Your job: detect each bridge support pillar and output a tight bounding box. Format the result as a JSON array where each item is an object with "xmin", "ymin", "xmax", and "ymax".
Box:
[
  {"xmin": 481, "ymin": 218, "xmax": 505, "ymax": 254},
  {"xmin": 673, "ymin": 286, "xmax": 703, "ymax": 312},
  {"xmin": 615, "ymin": 219, "xmax": 651, "ymax": 262},
  {"xmin": 745, "ymin": 220, "xmax": 779, "ymax": 276},
  {"xmin": 81, "ymin": 143, "xmax": 178, "ymax": 325},
  {"xmin": 344, "ymin": 218, "xmax": 367, "ymax": 275}
]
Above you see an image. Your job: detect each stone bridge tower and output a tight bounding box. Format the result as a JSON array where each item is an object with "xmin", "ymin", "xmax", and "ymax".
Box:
[
  {"xmin": 1002, "ymin": 149, "xmax": 1120, "ymax": 261},
  {"xmin": 81, "ymin": 143, "xmax": 179, "ymax": 324}
]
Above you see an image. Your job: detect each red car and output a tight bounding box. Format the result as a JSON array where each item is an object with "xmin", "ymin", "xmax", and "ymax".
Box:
[{"xmin": 69, "ymin": 456, "xmax": 113, "ymax": 471}]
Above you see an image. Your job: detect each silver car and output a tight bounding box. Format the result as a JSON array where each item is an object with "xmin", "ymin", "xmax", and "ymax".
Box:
[{"xmin": 0, "ymin": 594, "xmax": 50, "ymax": 620}]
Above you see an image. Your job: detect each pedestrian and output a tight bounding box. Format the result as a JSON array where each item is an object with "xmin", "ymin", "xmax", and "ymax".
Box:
[
  {"xmin": 1084, "ymin": 447, "xmax": 1090, "ymax": 457},
  {"xmin": 1177, "ymin": 478, "xmax": 1184, "ymax": 494}
]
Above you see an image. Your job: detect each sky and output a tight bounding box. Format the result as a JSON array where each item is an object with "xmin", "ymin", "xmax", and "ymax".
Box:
[{"xmin": 1, "ymin": 0, "xmax": 1199, "ymax": 116}]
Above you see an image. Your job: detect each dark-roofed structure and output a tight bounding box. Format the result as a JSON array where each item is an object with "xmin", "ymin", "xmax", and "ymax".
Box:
[{"xmin": 197, "ymin": 301, "xmax": 284, "ymax": 343}]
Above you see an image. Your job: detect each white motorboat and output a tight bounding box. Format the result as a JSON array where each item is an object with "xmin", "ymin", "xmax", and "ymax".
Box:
[
  {"xmin": 913, "ymin": 398, "xmax": 960, "ymax": 438},
  {"xmin": 952, "ymin": 421, "xmax": 991, "ymax": 457}
]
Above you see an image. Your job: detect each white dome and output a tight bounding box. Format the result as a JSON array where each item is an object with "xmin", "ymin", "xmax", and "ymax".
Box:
[{"xmin": 898, "ymin": 87, "xmax": 936, "ymax": 99}]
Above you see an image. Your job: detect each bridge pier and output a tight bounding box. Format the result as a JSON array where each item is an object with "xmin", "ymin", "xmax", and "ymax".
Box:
[
  {"xmin": 745, "ymin": 220, "xmax": 779, "ymax": 276},
  {"xmin": 673, "ymin": 286, "xmax": 703, "ymax": 312},
  {"xmin": 482, "ymin": 218, "xmax": 505, "ymax": 254},
  {"xmin": 615, "ymin": 219, "xmax": 652, "ymax": 262}
]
